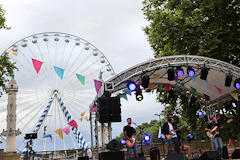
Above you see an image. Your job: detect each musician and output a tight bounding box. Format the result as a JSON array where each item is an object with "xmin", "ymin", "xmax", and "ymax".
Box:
[
  {"xmin": 162, "ymin": 113, "xmax": 182, "ymax": 154},
  {"xmin": 205, "ymin": 116, "xmax": 223, "ymax": 160},
  {"xmin": 124, "ymin": 118, "xmax": 138, "ymax": 160}
]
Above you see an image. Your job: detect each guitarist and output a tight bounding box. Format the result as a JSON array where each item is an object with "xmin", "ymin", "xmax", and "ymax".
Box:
[
  {"xmin": 162, "ymin": 113, "xmax": 182, "ymax": 154},
  {"xmin": 205, "ymin": 116, "xmax": 223, "ymax": 160},
  {"xmin": 124, "ymin": 118, "xmax": 139, "ymax": 160}
]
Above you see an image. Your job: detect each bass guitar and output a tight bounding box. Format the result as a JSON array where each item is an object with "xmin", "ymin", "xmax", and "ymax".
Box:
[
  {"xmin": 165, "ymin": 124, "xmax": 188, "ymax": 140},
  {"xmin": 206, "ymin": 119, "xmax": 232, "ymax": 139},
  {"xmin": 126, "ymin": 128, "xmax": 144, "ymax": 148}
]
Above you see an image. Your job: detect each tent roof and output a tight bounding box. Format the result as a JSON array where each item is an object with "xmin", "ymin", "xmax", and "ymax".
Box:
[{"xmin": 103, "ymin": 55, "xmax": 240, "ymax": 105}]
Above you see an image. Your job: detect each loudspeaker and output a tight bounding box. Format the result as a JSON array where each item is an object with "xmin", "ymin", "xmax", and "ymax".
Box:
[
  {"xmin": 166, "ymin": 153, "xmax": 184, "ymax": 160},
  {"xmin": 231, "ymin": 149, "xmax": 240, "ymax": 159},
  {"xmin": 199, "ymin": 151, "xmax": 218, "ymax": 160},
  {"xmin": 142, "ymin": 76, "xmax": 150, "ymax": 88},
  {"xmin": 98, "ymin": 96, "xmax": 121, "ymax": 123},
  {"xmin": 129, "ymin": 157, "xmax": 145, "ymax": 160},
  {"xmin": 222, "ymin": 146, "xmax": 229, "ymax": 159},
  {"xmin": 78, "ymin": 156, "xmax": 89, "ymax": 160},
  {"xmin": 150, "ymin": 147, "xmax": 160, "ymax": 160},
  {"xmin": 25, "ymin": 133, "xmax": 37, "ymax": 139},
  {"xmin": 106, "ymin": 139, "xmax": 123, "ymax": 151},
  {"xmin": 99, "ymin": 151, "xmax": 124, "ymax": 160}
]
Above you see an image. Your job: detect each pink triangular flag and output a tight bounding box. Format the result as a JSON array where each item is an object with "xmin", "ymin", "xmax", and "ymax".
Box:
[
  {"xmin": 61, "ymin": 126, "xmax": 70, "ymax": 135},
  {"xmin": 94, "ymin": 80, "xmax": 102, "ymax": 94},
  {"xmin": 68, "ymin": 120, "xmax": 78, "ymax": 129},
  {"xmin": 162, "ymin": 83, "xmax": 170, "ymax": 91},
  {"xmin": 215, "ymin": 86, "xmax": 223, "ymax": 95},
  {"xmin": 217, "ymin": 113, "xmax": 220, "ymax": 120},
  {"xmin": 32, "ymin": 58, "xmax": 43, "ymax": 74}
]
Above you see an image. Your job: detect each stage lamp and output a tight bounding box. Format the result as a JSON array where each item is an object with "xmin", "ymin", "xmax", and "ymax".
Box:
[
  {"xmin": 161, "ymin": 134, "xmax": 166, "ymax": 140},
  {"xmin": 200, "ymin": 67, "xmax": 209, "ymax": 80},
  {"xmin": 143, "ymin": 134, "xmax": 150, "ymax": 142},
  {"xmin": 176, "ymin": 66, "xmax": 184, "ymax": 77},
  {"xmin": 120, "ymin": 139, "xmax": 126, "ymax": 145},
  {"xmin": 188, "ymin": 134, "xmax": 194, "ymax": 140},
  {"xmin": 168, "ymin": 68, "xmax": 175, "ymax": 81},
  {"xmin": 187, "ymin": 66, "xmax": 195, "ymax": 77},
  {"xmin": 142, "ymin": 76, "xmax": 150, "ymax": 89},
  {"xmin": 198, "ymin": 111, "xmax": 203, "ymax": 117},
  {"xmin": 127, "ymin": 81, "xmax": 137, "ymax": 91},
  {"xmin": 135, "ymin": 85, "xmax": 143, "ymax": 101},
  {"xmin": 232, "ymin": 101, "xmax": 237, "ymax": 108},
  {"xmin": 225, "ymin": 74, "xmax": 232, "ymax": 87},
  {"xmin": 234, "ymin": 78, "xmax": 240, "ymax": 89}
]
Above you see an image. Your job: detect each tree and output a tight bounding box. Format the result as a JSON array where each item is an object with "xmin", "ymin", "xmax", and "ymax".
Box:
[
  {"xmin": 142, "ymin": 0, "xmax": 240, "ymax": 67},
  {"xmin": 142, "ymin": 0, "xmax": 240, "ymax": 140},
  {"xmin": 0, "ymin": 4, "xmax": 17, "ymax": 95}
]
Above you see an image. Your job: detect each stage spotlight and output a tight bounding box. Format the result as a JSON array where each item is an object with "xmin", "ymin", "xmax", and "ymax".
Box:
[
  {"xmin": 187, "ymin": 66, "xmax": 195, "ymax": 77},
  {"xmin": 188, "ymin": 134, "xmax": 194, "ymax": 140},
  {"xmin": 200, "ymin": 67, "xmax": 209, "ymax": 80},
  {"xmin": 142, "ymin": 76, "xmax": 150, "ymax": 89},
  {"xmin": 198, "ymin": 111, "xmax": 203, "ymax": 117},
  {"xmin": 135, "ymin": 85, "xmax": 143, "ymax": 101},
  {"xmin": 225, "ymin": 74, "xmax": 232, "ymax": 87},
  {"xmin": 234, "ymin": 78, "xmax": 240, "ymax": 89},
  {"xmin": 144, "ymin": 134, "xmax": 150, "ymax": 142},
  {"xmin": 232, "ymin": 101, "xmax": 237, "ymax": 108},
  {"xmin": 120, "ymin": 139, "xmax": 126, "ymax": 145},
  {"xmin": 168, "ymin": 68, "xmax": 175, "ymax": 81},
  {"xmin": 161, "ymin": 134, "xmax": 166, "ymax": 140},
  {"xmin": 127, "ymin": 81, "xmax": 137, "ymax": 91},
  {"xmin": 176, "ymin": 66, "xmax": 184, "ymax": 77}
]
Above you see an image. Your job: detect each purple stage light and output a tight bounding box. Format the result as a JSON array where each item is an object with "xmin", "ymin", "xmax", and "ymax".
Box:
[{"xmin": 120, "ymin": 139, "xmax": 126, "ymax": 145}]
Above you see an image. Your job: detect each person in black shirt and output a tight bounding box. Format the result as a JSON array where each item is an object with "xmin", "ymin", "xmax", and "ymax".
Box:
[
  {"xmin": 123, "ymin": 118, "xmax": 138, "ymax": 160},
  {"xmin": 162, "ymin": 113, "xmax": 182, "ymax": 154},
  {"xmin": 205, "ymin": 116, "xmax": 223, "ymax": 160}
]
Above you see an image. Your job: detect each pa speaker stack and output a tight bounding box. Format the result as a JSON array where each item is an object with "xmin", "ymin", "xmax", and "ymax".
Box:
[
  {"xmin": 97, "ymin": 96, "xmax": 121, "ymax": 123},
  {"xmin": 99, "ymin": 151, "xmax": 124, "ymax": 160},
  {"xmin": 199, "ymin": 151, "xmax": 218, "ymax": 160},
  {"xmin": 231, "ymin": 149, "xmax": 240, "ymax": 159},
  {"xmin": 78, "ymin": 156, "xmax": 89, "ymax": 160},
  {"xmin": 129, "ymin": 157, "xmax": 145, "ymax": 160},
  {"xmin": 166, "ymin": 153, "xmax": 184, "ymax": 160}
]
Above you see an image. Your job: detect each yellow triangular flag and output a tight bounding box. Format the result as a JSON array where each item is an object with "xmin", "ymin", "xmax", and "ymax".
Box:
[
  {"xmin": 55, "ymin": 128, "xmax": 63, "ymax": 139},
  {"xmin": 230, "ymin": 92, "xmax": 239, "ymax": 101},
  {"xmin": 7, "ymin": 49, "xmax": 18, "ymax": 56},
  {"xmin": 81, "ymin": 112, "xmax": 85, "ymax": 117},
  {"xmin": 80, "ymin": 118, "xmax": 83, "ymax": 122}
]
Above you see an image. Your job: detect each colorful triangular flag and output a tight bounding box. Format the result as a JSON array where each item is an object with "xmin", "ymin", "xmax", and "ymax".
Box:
[
  {"xmin": 94, "ymin": 80, "xmax": 102, "ymax": 94},
  {"xmin": 162, "ymin": 83, "xmax": 170, "ymax": 91},
  {"xmin": 32, "ymin": 58, "xmax": 43, "ymax": 74},
  {"xmin": 148, "ymin": 82, "xmax": 155, "ymax": 90},
  {"xmin": 61, "ymin": 126, "xmax": 70, "ymax": 135},
  {"xmin": 191, "ymin": 87, "xmax": 197, "ymax": 95},
  {"xmin": 191, "ymin": 77, "xmax": 197, "ymax": 83},
  {"xmin": 230, "ymin": 92, "xmax": 239, "ymax": 101},
  {"xmin": 68, "ymin": 120, "xmax": 78, "ymax": 129},
  {"xmin": 180, "ymin": 83, "xmax": 185, "ymax": 87},
  {"xmin": 123, "ymin": 88, "xmax": 132, "ymax": 95},
  {"xmin": 215, "ymin": 86, "xmax": 223, "ymax": 95},
  {"xmin": 81, "ymin": 112, "xmax": 85, "ymax": 117},
  {"xmin": 54, "ymin": 66, "xmax": 64, "ymax": 79},
  {"xmin": 76, "ymin": 74, "xmax": 85, "ymax": 85},
  {"xmin": 120, "ymin": 93, "xmax": 128, "ymax": 100},
  {"xmin": 8, "ymin": 49, "xmax": 18, "ymax": 56},
  {"xmin": 55, "ymin": 128, "xmax": 63, "ymax": 139}
]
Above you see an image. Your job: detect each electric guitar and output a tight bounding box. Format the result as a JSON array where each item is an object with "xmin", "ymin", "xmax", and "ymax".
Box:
[
  {"xmin": 126, "ymin": 128, "xmax": 144, "ymax": 148},
  {"xmin": 165, "ymin": 124, "xmax": 188, "ymax": 140},
  {"xmin": 206, "ymin": 119, "xmax": 233, "ymax": 139}
]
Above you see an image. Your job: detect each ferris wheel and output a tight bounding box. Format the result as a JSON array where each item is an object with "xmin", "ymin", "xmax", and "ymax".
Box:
[{"xmin": 0, "ymin": 32, "xmax": 115, "ymax": 152}]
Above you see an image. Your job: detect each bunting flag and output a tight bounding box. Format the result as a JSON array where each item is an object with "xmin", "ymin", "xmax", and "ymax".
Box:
[
  {"xmin": 32, "ymin": 58, "xmax": 43, "ymax": 74},
  {"xmin": 162, "ymin": 83, "xmax": 170, "ymax": 91},
  {"xmin": 191, "ymin": 77, "xmax": 197, "ymax": 83},
  {"xmin": 81, "ymin": 112, "xmax": 85, "ymax": 117},
  {"xmin": 204, "ymin": 94, "xmax": 210, "ymax": 101},
  {"xmin": 54, "ymin": 66, "xmax": 64, "ymax": 79},
  {"xmin": 180, "ymin": 83, "xmax": 185, "ymax": 87},
  {"xmin": 55, "ymin": 128, "xmax": 63, "ymax": 139},
  {"xmin": 148, "ymin": 82, "xmax": 155, "ymax": 90},
  {"xmin": 153, "ymin": 74, "xmax": 159, "ymax": 82},
  {"xmin": 61, "ymin": 126, "xmax": 70, "ymax": 135},
  {"xmin": 68, "ymin": 120, "xmax": 78, "ymax": 129},
  {"xmin": 43, "ymin": 134, "xmax": 52, "ymax": 142},
  {"xmin": 94, "ymin": 80, "xmax": 102, "ymax": 94},
  {"xmin": 191, "ymin": 87, "xmax": 197, "ymax": 95},
  {"xmin": 230, "ymin": 92, "xmax": 239, "ymax": 101},
  {"xmin": 90, "ymin": 105, "xmax": 98, "ymax": 112},
  {"xmin": 120, "ymin": 93, "xmax": 128, "ymax": 100},
  {"xmin": 123, "ymin": 88, "xmax": 131, "ymax": 95},
  {"xmin": 137, "ymin": 80, "xmax": 142, "ymax": 85},
  {"xmin": 76, "ymin": 74, "xmax": 85, "ymax": 85},
  {"xmin": 215, "ymin": 86, "xmax": 223, "ymax": 95},
  {"xmin": 8, "ymin": 49, "xmax": 18, "ymax": 56}
]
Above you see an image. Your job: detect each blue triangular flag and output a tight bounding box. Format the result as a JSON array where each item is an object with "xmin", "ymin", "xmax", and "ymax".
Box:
[
  {"xmin": 54, "ymin": 66, "xmax": 64, "ymax": 79},
  {"xmin": 123, "ymin": 88, "xmax": 131, "ymax": 95}
]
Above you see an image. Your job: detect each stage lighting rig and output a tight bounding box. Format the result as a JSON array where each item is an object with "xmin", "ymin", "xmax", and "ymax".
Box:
[{"xmin": 187, "ymin": 66, "xmax": 195, "ymax": 77}]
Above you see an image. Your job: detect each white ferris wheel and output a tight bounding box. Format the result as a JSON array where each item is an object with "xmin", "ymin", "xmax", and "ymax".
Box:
[{"xmin": 0, "ymin": 32, "xmax": 115, "ymax": 152}]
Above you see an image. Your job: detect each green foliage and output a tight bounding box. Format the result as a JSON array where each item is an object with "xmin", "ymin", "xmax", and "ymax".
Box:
[{"xmin": 0, "ymin": 4, "xmax": 10, "ymax": 29}]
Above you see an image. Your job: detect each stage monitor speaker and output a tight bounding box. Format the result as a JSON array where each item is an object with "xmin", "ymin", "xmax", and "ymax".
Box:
[
  {"xmin": 99, "ymin": 151, "xmax": 124, "ymax": 160},
  {"xmin": 231, "ymin": 149, "xmax": 240, "ymax": 159},
  {"xmin": 106, "ymin": 139, "xmax": 122, "ymax": 152},
  {"xmin": 150, "ymin": 147, "xmax": 160, "ymax": 160},
  {"xmin": 98, "ymin": 96, "xmax": 121, "ymax": 123},
  {"xmin": 129, "ymin": 157, "xmax": 145, "ymax": 160},
  {"xmin": 199, "ymin": 151, "xmax": 218, "ymax": 160},
  {"xmin": 222, "ymin": 146, "xmax": 229, "ymax": 159},
  {"xmin": 166, "ymin": 153, "xmax": 184, "ymax": 160},
  {"xmin": 78, "ymin": 156, "xmax": 89, "ymax": 160}
]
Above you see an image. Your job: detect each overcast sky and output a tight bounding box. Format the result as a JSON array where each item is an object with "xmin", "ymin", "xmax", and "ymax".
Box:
[{"xmin": 0, "ymin": 0, "xmax": 165, "ymax": 150}]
